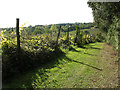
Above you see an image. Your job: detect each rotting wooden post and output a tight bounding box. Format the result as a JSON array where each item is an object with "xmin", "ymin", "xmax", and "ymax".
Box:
[
  {"xmin": 16, "ymin": 18, "xmax": 20, "ymax": 54},
  {"xmin": 75, "ymin": 25, "xmax": 80, "ymax": 43},
  {"xmin": 12, "ymin": 27, "xmax": 13, "ymax": 32},
  {"xmin": 55, "ymin": 25, "xmax": 61, "ymax": 50}
]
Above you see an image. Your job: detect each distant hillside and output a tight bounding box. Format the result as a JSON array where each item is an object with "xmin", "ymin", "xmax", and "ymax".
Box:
[{"xmin": 1, "ymin": 23, "xmax": 95, "ymax": 35}]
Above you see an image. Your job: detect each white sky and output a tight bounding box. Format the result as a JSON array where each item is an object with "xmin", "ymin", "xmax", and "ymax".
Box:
[{"xmin": 0, "ymin": 0, "xmax": 93, "ymax": 28}]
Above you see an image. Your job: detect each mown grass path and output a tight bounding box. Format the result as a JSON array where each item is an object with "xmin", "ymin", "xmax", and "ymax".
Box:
[{"xmin": 3, "ymin": 42, "xmax": 118, "ymax": 88}]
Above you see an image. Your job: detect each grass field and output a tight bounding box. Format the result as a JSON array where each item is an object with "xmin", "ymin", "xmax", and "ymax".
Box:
[{"xmin": 3, "ymin": 42, "xmax": 118, "ymax": 88}]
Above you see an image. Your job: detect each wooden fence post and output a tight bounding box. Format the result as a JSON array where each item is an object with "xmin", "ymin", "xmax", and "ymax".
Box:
[
  {"xmin": 12, "ymin": 27, "xmax": 13, "ymax": 32},
  {"xmin": 74, "ymin": 25, "xmax": 80, "ymax": 44},
  {"xmin": 16, "ymin": 18, "xmax": 20, "ymax": 53},
  {"xmin": 55, "ymin": 25, "xmax": 61, "ymax": 51}
]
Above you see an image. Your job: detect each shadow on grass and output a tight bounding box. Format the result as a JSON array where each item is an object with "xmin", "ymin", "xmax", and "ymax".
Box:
[
  {"xmin": 3, "ymin": 68, "xmax": 50, "ymax": 88},
  {"xmin": 84, "ymin": 53, "xmax": 97, "ymax": 56},
  {"xmin": 2, "ymin": 46, "xmax": 101, "ymax": 88},
  {"xmin": 69, "ymin": 46, "xmax": 81, "ymax": 52},
  {"xmin": 89, "ymin": 47, "xmax": 101, "ymax": 50},
  {"xmin": 2, "ymin": 48, "xmax": 66, "ymax": 88},
  {"xmin": 77, "ymin": 45, "xmax": 87, "ymax": 49},
  {"xmin": 78, "ymin": 45, "xmax": 101, "ymax": 50},
  {"xmin": 45, "ymin": 52, "xmax": 102, "ymax": 72},
  {"xmin": 61, "ymin": 55, "xmax": 102, "ymax": 71}
]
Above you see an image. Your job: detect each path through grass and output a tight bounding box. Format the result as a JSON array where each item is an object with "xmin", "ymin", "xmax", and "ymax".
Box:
[{"xmin": 3, "ymin": 42, "xmax": 118, "ymax": 88}]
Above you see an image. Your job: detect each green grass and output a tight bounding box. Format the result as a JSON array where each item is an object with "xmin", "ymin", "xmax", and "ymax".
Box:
[{"xmin": 3, "ymin": 42, "xmax": 105, "ymax": 88}]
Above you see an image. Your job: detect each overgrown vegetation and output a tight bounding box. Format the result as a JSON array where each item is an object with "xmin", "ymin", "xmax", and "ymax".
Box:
[
  {"xmin": 87, "ymin": 2, "xmax": 120, "ymax": 50},
  {"xmin": 1, "ymin": 23, "xmax": 103, "ymax": 81}
]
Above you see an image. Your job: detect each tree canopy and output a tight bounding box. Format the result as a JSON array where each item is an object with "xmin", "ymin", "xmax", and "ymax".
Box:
[
  {"xmin": 87, "ymin": 2, "xmax": 120, "ymax": 49},
  {"xmin": 87, "ymin": 2, "xmax": 120, "ymax": 33}
]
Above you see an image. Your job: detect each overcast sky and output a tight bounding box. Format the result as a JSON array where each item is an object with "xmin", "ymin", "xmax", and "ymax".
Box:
[{"xmin": 0, "ymin": 0, "xmax": 93, "ymax": 28}]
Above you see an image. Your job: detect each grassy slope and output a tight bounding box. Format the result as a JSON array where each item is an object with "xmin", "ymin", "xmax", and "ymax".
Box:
[{"xmin": 3, "ymin": 42, "xmax": 118, "ymax": 88}]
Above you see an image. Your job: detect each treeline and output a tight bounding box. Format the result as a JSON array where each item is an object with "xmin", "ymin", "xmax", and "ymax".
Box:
[
  {"xmin": 2, "ymin": 23, "xmax": 94, "ymax": 35},
  {"xmin": 88, "ymin": 2, "xmax": 120, "ymax": 50}
]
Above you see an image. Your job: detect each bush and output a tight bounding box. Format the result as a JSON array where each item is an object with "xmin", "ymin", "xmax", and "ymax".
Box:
[{"xmin": 105, "ymin": 17, "xmax": 119, "ymax": 50}]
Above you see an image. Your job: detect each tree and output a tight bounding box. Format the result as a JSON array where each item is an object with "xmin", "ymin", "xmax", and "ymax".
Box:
[
  {"xmin": 87, "ymin": 2, "xmax": 120, "ymax": 33},
  {"xmin": 87, "ymin": 2, "xmax": 120, "ymax": 49}
]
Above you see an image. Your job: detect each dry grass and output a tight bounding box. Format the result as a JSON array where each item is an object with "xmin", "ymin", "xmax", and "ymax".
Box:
[{"xmin": 90, "ymin": 43, "xmax": 118, "ymax": 88}]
